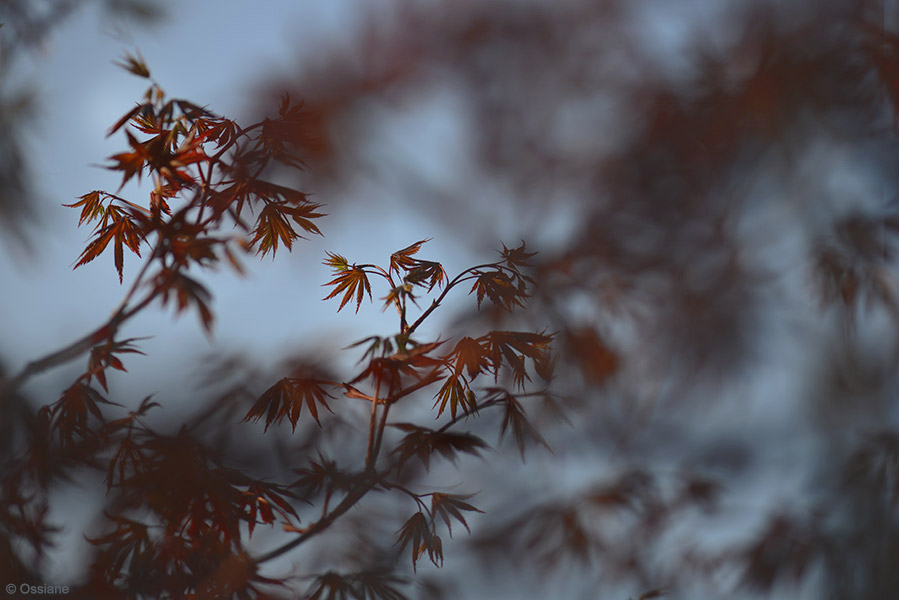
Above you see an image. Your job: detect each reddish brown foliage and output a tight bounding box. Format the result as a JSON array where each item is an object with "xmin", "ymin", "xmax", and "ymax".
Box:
[{"xmin": 8, "ymin": 2, "xmax": 899, "ymax": 598}]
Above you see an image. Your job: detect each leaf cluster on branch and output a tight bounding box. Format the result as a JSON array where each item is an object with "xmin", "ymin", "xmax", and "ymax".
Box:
[{"xmin": 0, "ymin": 56, "xmax": 560, "ymax": 599}]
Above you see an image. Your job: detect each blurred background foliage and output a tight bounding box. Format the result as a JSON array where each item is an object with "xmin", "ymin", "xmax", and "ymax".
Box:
[{"xmin": 245, "ymin": 0, "xmax": 899, "ymax": 597}]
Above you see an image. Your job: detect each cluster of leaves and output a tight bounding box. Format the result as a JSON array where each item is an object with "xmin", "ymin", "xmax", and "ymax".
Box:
[
  {"xmin": 473, "ymin": 470, "xmax": 719, "ymax": 573},
  {"xmin": 244, "ymin": 373, "xmax": 335, "ymax": 431},
  {"xmin": 0, "ymin": 58, "xmax": 331, "ymax": 598},
  {"xmin": 249, "ymin": 239, "xmax": 552, "ymax": 438},
  {"xmin": 0, "ymin": 468, "xmax": 60, "ymax": 576},
  {"xmin": 4, "ymin": 55, "xmax": 557, "ymax": 596},
  {"xmin": 814, "ymin": 212, "xmax": 899, "ymax": 318},
  {"xmin": 0, "ymin": 0, "xmax": 165, "ymax": 239},
  {"xmin": 87, "ymin": 413, "xmax": 302, "ymax": 598},
  {"xmin": 64, "ymin": 53, "xmax": 324, "ymax": 336},
  {"xmin": 235, "ymin": 238, "xmax": 557, "ymax": 595},
  {"xmin": 391, "ymin": 492, "xmax": 483, "ymax": 572}
]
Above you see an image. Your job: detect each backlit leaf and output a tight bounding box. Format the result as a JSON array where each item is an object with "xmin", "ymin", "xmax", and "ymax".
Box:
[
  {"xmin": 353, "ymin": 569, "xmax": 410, "ymax": 600},
  {"xmin": 107, "ymin": 131, "xmax": 150, "ymax": 189},
  {"xmin": 74, "ymin": 208, "xmax": 145, "ymax": 283},
  {"xmin": 64, "ymin": 191, "xmax": 106, "ymax": 226},
  {"xmin": 404, "ymin": 260, "xmax": 447, "ymax": 291},
  {"xmin": 469, "ymin": 270, "xmax": 529, "ymax": 311},
  {"xmin": 106, "ymin": 103, "xmax": 152, "ymax": 137},
  {"xmin": 390, "ymin": 239, "xmax": 431, "ymax": 275},
  {"xmin": 324, "ymin": 251, "xmax": 349, "ymax": 271},
  {"xmin": 447, "ymin": 336, "xmax": 486, "ymax": 378},
  {"xmin": 323, "ymin": 259, "xmax": 373, "ymax": 313},
  {"xmin": 248, "ymin": 202, "xmax": 297, "ymax": 258},
  {"xmin": 433, "ymin": 374, "xmax": 477, "ymax": 419},
  {"xmin": 105, "ymin": 437, "xmax": 146, "ymax": 491},
  {"xmin": 351, "ymin": 341, "xmax": 444, "ymax": 397}
]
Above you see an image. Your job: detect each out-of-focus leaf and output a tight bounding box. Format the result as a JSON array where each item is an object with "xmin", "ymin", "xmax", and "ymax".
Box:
[
  {"xmin": 430, "ymin": 492, "xmax": 483, "ymax": 536},
  {"xmin": 446, "ymin": 336, "xmax": 487, "ymax": 378},
  {"xmin": 243, "ymin": 377, "xmax": 335, "ymax": 431},
  {"xmin": 114, "ymin": 52, "xmax": 151, "ymax": 78},
  {"xmin": 154, "ymin": 269, "xmax": 215, "ymax": 332},
  {"xmin": 390, "ymin": 424, "xmax": 489, "ymax": 472},
  {"xmin": 395, "ymin": 511, "xmax": 442, "ymax": 571},
  {"xmin": 485, "ymin": 388, "xmax": 549, "ymax": 458}
]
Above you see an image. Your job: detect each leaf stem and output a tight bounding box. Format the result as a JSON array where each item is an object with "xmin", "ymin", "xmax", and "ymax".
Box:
[
  {"xmin": 364, "ymin": 378, "xmax": 383, "ymax": 470},
  {"xmin": 254, "ymin": 387, "xmax": 539, "ymax": 566},
  {"xmin": 406, "ymin": 263, "xmax": 496, "ymax": 335},
  {"xmin": 254, "ymin": 474, "xmax": 377, "ymax": 564}
]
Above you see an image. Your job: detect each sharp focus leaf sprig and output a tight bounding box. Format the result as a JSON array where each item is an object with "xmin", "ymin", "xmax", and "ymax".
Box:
[
  {"xmin": 245, "ymin": 238, "xmax": 557, "ymax": 586},
  {"xmin": 66, "ymin": 55, "xmax": 324, "ymax": 330}
]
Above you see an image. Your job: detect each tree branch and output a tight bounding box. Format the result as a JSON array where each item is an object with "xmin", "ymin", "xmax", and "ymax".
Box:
[{"xmin": 0, "ymin": 282, "xmax": 158, "ymax": 400}]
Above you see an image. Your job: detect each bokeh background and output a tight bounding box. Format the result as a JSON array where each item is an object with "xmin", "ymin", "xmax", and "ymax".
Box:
[{"xmin": 3, "ymin": 0, "xmax": 899, "ymax": 598}]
